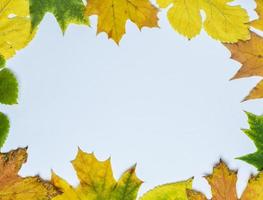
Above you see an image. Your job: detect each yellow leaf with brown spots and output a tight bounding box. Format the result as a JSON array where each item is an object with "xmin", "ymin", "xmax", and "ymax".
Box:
[{"xmin": 0, "ymin": 148, "xmax": 59, "ymax": 200}]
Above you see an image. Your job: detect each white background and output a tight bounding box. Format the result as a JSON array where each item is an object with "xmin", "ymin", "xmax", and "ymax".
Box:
[{"xmin": 2, "ymin": 1, "xmax": 263, "ymax": 198}]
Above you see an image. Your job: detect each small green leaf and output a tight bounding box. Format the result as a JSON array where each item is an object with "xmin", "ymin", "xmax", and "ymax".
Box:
[
  {"xmin": 30, "ymin": 0, "xmax": 89, "ymax": 33},
  {"xmin": 238, "ymin": 112, "xmax": 263, "ymax": 170},
  {"xmin": 0, "ymin": 68, "xmax": 19, "ymax": 105},
  {"xmin": 0, "ymin": 112, "xmax": 10, "ymax": 148}
]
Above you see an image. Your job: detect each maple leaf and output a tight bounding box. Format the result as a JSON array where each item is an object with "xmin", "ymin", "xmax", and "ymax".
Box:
[
  {"xmin": 0, "ymin": 0, "xmax": 34, "ymax": 59},
  {"xmin": 224, "ymin": 31, "xmax": 263, "ymax": 101},
  {"xmin": 157, "ymin": 0, "xmax": 250, "ymax": 43},
  {"xmin": 237, "ymin": 112, "xmax": 263, "ymax": 170},
  {"xmin": 187, "ymin": 160, "xmax": 263, "ymax": 200},
  {"xmin": 84, "ymin": 0, "xmax": 159, "ymax": 44},
  {"xmin": 52, "ymin": 148, "xmax": 192, "ymax": 200},
  {"xmin": 0, "ymin": 148, "xmax": 60, "ymax": 200},
  {"xmin": 0, "ymin": 112, "xmax": 9, "ymax": 148},
  {"xmin": 251, "ymin": 0, "xmax": 263, "ymax": 31},
  {"xmin": 52, "ymin": 148, "xmax": 143, "ymax": 200},
  {"xmin": 30, "ymin": 0, "xmax": 89, "ymax": 33}
]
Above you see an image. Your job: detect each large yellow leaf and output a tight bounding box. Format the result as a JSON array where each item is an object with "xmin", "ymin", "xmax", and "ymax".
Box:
[
  {"xmin": 0, "ymin": 0, "xmax": 34, "ymax": 59},
  {"xmin": 251, "ymin": 0, "xmax": 263, "ymax": 31},
  {"xmin": 84, "ymin": 0, "xmax": 159, "ymax": 44},
  {"xmin": 52, "ymin": 149, "xmax": 192, "ymax": 200},
  {"xmin": 52, "ymin": 148, "xmax": 143, "ymax": 200},
  {"xmin": 157, "ymin": 0, "xmax": 250, "ymax": 42},
  {"xmin": 187, "ymin": 160, "xmax": 263, "ymax": 200},
  {"xmin": 224, "ymin": 31, "xmax": 263, "ymax": 101},
  {"xmin": 0, "ymin": 148, "xmax": 59, "ymax": 200},
  {"xmin": 157, "ymin": 0, "xmax": 202, "ymax": 39}
]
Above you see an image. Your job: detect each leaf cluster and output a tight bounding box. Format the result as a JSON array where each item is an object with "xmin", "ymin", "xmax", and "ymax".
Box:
[
  {"xmin": 0, "ymin": 1, "xmax": 263, "ymax": 199},
  {"xmin": 0, "ymin": 0, "xmax": 262, "ymax": 148},
  {"xmin": 4, "ymin": 147, "xmax": 263, "ymax": 200}
]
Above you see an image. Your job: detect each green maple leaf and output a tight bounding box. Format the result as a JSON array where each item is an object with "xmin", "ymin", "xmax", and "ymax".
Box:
[
  {"xmin": 238, "ymin": 112, "xmax": 263, "ymax": 170},
  {"xmin": 0, "ymin": 68, "xmax": 19, "ymax": 105},
  {"xmin": 30, "ymin": 0, "xmax": 89, "ymax": 33},
  {"xmin": 0, "ymin": 112, "xmax": 9, "ymax": 148}
]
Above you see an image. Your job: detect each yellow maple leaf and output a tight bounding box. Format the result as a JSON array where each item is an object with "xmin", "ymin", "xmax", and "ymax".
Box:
[
  {"xmin": 0, "ymin": 0, "xmax": 34, "ymax": 59},
  {"xmin": 187, "ymin": 160, "xmax": 263, "ymax": 200},
  {"xmin": 157, "ymin": 0, "xmax": 250, "ymax": 42},
  {"xmin": 251, "ymin": 0, "xmax": 263, "ymax": 31},
  {"xmin": 0, "ymin": 148, "xmax": 59, "ymax": 200},
  {"xmin": 52, "ymin": 148, "xmax": 143, "ymax": 200},
  {"xmin": 52, "ymin": 148, "xmax": 193, "ymax": 200},
  {"xmin": 224, "ymin": 31, "xmax": 263, "ymax": 101},
  {"xmin": 84, "ymin": 0, "xmax": 159, "ymax": 44}
]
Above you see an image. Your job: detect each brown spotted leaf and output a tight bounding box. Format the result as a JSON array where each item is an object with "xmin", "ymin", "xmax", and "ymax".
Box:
[{"xmin": 0, "ymin": 148, "xmax": 60, "ymax": 200}]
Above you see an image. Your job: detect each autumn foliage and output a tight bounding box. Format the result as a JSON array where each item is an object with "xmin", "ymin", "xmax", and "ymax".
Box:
[
  {"xmin": 187, "ymin": 161, "xmax": 263, "ymax": 200},
  {"xmin": 0, "ymin": 0, "xmax": 263, "ymax": 199},
  {"xmin": 2, "ymin": 147, "xmax": 263, "ymax": 200},
  {"xmin": 0, "ymin": 148, "xmax": 59, "ymax": 200}
]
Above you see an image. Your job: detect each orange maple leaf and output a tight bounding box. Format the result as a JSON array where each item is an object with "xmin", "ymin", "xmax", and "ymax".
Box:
[{"xmin": 224, "ymin": 31, "xmax": 263, "ymax": 101}]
